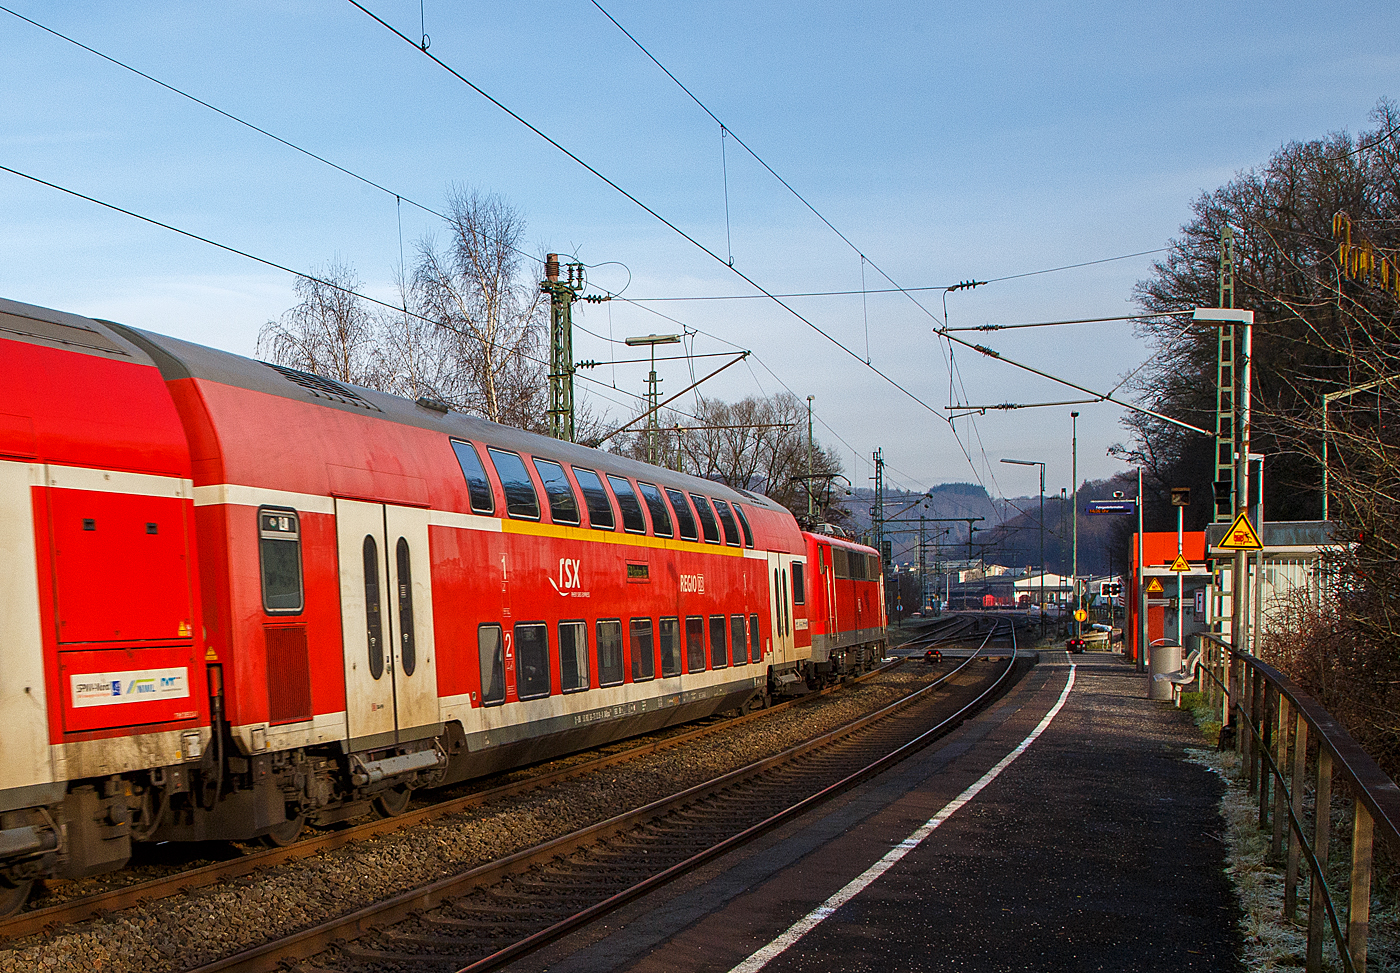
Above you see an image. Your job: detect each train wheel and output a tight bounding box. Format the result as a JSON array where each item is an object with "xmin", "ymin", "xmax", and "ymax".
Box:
[
  {"xmin": 0, "ymin": 878, "xmax": 32, "ymax": 919},
  {"xmin": 261, "ymin": 813, "xmax": 306, "ymax": 848},
  {"xmin": 372, "ymin": 785, "xmax": 412, "ymax": 818}
]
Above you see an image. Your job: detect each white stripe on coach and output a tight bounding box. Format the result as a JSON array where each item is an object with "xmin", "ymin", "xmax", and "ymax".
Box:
[{"xmin": 727, "ymin": 663, "xmax": 1078, "ymax": 973}]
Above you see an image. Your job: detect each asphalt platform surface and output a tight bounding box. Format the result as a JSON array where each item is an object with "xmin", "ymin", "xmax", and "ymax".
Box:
[{"xmin": 511, "ymin": 653, "xmax": 1243, "ymax": 973}]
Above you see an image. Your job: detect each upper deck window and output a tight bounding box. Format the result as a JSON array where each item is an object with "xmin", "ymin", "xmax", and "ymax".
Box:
[
  {"xmin": 733, "ymin": 504, "xmax": 755, "ymax": 548},
  {"xmin": 487, "ymin": 448, "xmax": 540, "ymax": 520},
  {"xmin": 691, "ymin": 494, "xmax": 720, "ymax": 544},
  {"xmin": 637, "ymin": 482, "xmax": 673, "ymax": 538},
  {"xmin": 713, "ymin": 500, "xmax": 742, "ymax": 548},
  {"xmin": 607, "ymin": 475, "xmax": 647, "ymax": 534},
  {"xmin": 665, "ymin": 488, "xmax": 698, "ymax": 541},
  {"xmin": 450, "ymin": 440, "xmax": 495, "ymax": 514},
  {"xmin": 533, "ymin": 458, "xmax": 581, "ymax": 525},
  {"xmin": 573, "ymin": 468, "xmax": 615, "ymax": 530}
]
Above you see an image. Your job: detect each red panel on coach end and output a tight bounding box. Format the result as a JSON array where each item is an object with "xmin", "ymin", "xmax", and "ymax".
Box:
[{"xmin": 58, "ymin": 646, "xmax": 203, "ymax": 733}]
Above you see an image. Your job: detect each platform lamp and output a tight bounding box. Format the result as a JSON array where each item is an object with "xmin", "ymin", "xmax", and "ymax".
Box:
[
  {"xmin": 625, "ymin": 333, "xmax": 681, "ymax": 464},
  {"xmin": 1000, "ymin": 458, "xmax": 1045, "ymax": 642}
]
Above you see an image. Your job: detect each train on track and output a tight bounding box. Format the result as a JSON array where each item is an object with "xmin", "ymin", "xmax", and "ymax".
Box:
[{"xmin": 0, "ymin": 296, "xmax": 887, "ymax": 914}]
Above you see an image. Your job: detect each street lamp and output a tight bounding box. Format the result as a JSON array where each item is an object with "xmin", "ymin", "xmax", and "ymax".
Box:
[
  {"xmin": 624, "ymin": 333, "xmax": 681, "ymax": 464},
  {"xmin": 1071, "ymin": 411, "xmax": 1079, "ymax": 640},
  {"xmin": 1322, "ymin": 377, "xmax": 1394, "ymax": 522},
  {"xmin": 1000, "ymin": 457, "xmax": 1045, "ymax": 641},
  {"xmin": 1193, "ymin": 308, "xmax": 1254, "ymax": 668}
]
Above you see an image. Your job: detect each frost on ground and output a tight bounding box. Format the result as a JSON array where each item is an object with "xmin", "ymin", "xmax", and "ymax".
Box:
[{"xmin": 1187, "ymin": 747, "xmax": 1400, "ymax": 972}]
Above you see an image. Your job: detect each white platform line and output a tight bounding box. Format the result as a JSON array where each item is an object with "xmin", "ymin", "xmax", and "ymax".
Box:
[{"xmin": 727, "ymin": 663, "xmax": 1078, "ymax": 973}]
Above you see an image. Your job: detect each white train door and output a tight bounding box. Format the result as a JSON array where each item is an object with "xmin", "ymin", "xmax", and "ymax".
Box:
[
  {"xmin": 336, "ymin": 499, "xmax": 438, "ymax": 747},
  {"xmin": 767, "ymin": 551, "xmax": 795, "ymax": 663}
]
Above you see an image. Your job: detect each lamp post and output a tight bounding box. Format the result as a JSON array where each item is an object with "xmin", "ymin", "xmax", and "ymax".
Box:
[
  {"xmin": 1322, "ymin": 377, "xmax": 1393, "ymax": 522},
  {"xmin": 1193, "ymin": 308, "xmax": 1254, "ymax": 666},
  {"xmin": 624, "ymin": 333, "xmax": 681, "ymax": 464},
  {"xmin": 1071, "ymin": 411, "xmax": 1080, "ymax": 640},
  {"xmin": 1000, "ymin": 457, "xmax": 1045, "ymax": 641}
]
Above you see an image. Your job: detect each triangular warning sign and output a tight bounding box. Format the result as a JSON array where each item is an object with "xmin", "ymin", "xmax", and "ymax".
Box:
[
  {"xmin": 1218, "ymin": 510, "xmax": 1263, "ymax": 550},
  {"xmin": 204, "ymin": 646, "xmax": 219, "ymax": 662},
  {"xmin": 1145, "ymin": 577, "xmax": 1164, "ymax": 594},
  {"xmin": 1169, "ymin": 553, "xmax": 1191, "ymax": 572}
]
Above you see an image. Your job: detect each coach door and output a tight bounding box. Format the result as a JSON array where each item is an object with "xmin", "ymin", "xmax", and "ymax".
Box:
[
  {"xmin": 335, "ymin": 499, "xmax": 439, "ymax": 747},
  {"xmin": 821, "ymin": 544, "xmax": 838, "ymax": 634},
  {"xmin": 766, "ymin": 551, "xmax": 795, "ymax": 664}
]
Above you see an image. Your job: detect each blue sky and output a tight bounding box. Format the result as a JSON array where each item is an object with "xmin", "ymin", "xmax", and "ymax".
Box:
[{"xmin": 1, "ymin": 2, "xmax": 1395, "ymax": 503}]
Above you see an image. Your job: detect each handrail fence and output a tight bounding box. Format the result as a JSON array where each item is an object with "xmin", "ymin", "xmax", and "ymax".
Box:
[{"xmin": 1190, "ymin": 631, "xmax": 1400, "ymax": 973}]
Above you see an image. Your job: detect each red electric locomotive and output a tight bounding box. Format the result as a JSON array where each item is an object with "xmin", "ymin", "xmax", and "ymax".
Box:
[{"xmin": 0, "ymin": 295, "xmax": 886, "ymax": 913}]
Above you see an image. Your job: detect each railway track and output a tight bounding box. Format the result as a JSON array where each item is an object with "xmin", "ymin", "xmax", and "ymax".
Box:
[
  {"xmin": 189, "ymin": 625, "xmax": 1022, "ymax": 973},
  {"xmin": 0, "ymin": 659, "xmax": 901, "ymax": 941}
]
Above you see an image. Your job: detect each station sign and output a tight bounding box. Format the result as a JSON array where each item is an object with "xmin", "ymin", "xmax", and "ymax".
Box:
[{"xmin": 1085, "ymin": 499, "xmax": 1137, "ymax": 516}]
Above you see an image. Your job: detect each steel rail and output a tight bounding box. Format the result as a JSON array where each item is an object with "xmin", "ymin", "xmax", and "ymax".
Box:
[
  {"xmin": 184, "ymin": 630, "xmax": 1019, "ymax": 973},
  {"xmin": 1, "ymin": 657, "xmax": 901, "ymax": 941}
]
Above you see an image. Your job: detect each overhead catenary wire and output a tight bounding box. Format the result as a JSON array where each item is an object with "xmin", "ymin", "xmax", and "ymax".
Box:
[
  {"xmin": 0, "ymin": 4, "xmax": 549, "ymax": 270},
  {"xmin": 347, "ymin": 0, "xmax": 950, "ymax": 426},
  {"xmin": 621, "ymin": 248, "xmax": 1171, "ymax": 302},
  {"xmin": 0, "ymin": 160, "xmax": 717, "ymax": 428}
]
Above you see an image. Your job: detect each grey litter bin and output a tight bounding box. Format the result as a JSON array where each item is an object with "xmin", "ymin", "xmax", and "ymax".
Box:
[{"xmin": 1148, "ymin": 642, "xmax": 1183, "ymax": 701}]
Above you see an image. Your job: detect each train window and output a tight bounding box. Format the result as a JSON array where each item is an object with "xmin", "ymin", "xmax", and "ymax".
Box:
[
  {"xmin": 792, "ymin": 561, "xmax": 806, "ymax": 606},
  {"xmin": 868, "ymin": 554, "xmax": 881, "ymax": 578},
  {"xmin": 659, "ymin": 617, "xmax": 681, "ymax": 676},
  {"xmin": 733, "ymin": 503, "xmax": 755, "ymax": 548},
  {"xmin": 258, "ymin": 506, "xmax": 303, "ymax": 614},
  {"xmin": 607, "ymin": 476, "xmax": 647, "ymax": 534},
  {"xmin": 781, "ymin": 568, "xmax": 790, "ymax": 637},
  {"xmin": 514, "ymin": 623, "xmax": 551, "ymax": 700},
  {"xmin": 573, "ymin": 468, "xmax": 615, "ymax": 530},
  {"xmin": 559, "ymin": 621, "xmax": 589, "ymax": 692},
  {"xmin": 396, "ymin": 538, "xmax": 416, "ymax": 676},
  {"xmin": 713, "ymin": 500, "xmax": 742, "ymax": 547},
  {"xmin": 665, "ymin": 488, "xmax": 698, "ymax": 541},
  {"xmin": 730, "ymin": 615, "xmax": 746, "ymax": 666},
  {"xmin": 685, "ymin": 616, "xmax": 706, "ymax": 672},
  {"xmin": 363, "ymin": 535, "xmax": 384, "ymax": 680},
  {"xmin": 487, "ymin": 448, "xmax": 541, "ymax": 520},
  {"xmin": 749, "ymin": 613, "xmax": 761, "ymax": 663},
  {"xmin": 630, "ymin": 618, "xmax": 655, "ymax": 682},
  {"xmin": 637, "ymin": 482, "xmax": 673, "ymax": 538},
  {"xmin": 478, "ymin": 624, "xmax": 505, "ymax": 705},
  {"xmin": 450, "ymin": 440, "xmax": 495, "ymax": 514},
  {"xmin": 691, "ymin": 494, "xmax": 720, "ymax": 544},
  {"xmin": 532, "ymin": 458, "xmax": 581, "ymax": 525},
  {"xmin": 597, "ymin": 620, "xmax": 624, "ymax": 686},
  {"xmin": 709, "ymin": 615, "xmax": 728, "ymax": 668}
]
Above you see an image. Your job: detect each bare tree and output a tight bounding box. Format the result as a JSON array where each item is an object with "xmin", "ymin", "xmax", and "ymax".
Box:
[
  {"xmin": 412, "ymin": 188, "xmax": 547, "ymax": 429},
  {"xmin": 257, "ymin": 258, "xmax": 385, "ymax": 388},
  {"xmin": 614, "ymin": 392, "xmax": 845, "ymax": 521}
]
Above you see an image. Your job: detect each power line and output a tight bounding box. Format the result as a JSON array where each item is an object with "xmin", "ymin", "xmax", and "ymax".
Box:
[
  {"xmin": 345, "ymin": 1, "xmax": 949, "ymax": 424},
  {"xmin": 0, "ymin": 4, "xmax": 554, "ymax": 269},
  {"xmin": 622, "ymin": 249, "xmax": 1172, "ymax": 302},
  {"xmin": 0, "ymin": 159, "xmax": 705, "ymax": 425}
]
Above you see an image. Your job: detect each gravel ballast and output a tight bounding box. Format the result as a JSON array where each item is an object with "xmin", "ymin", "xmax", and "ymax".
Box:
[{"xmin": 0, "ymin": 665, "xmax": 958, "ymax": 973}]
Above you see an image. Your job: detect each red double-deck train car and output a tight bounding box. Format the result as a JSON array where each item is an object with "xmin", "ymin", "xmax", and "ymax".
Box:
[{"xmin": 0, "ymin": 296, "xmax": 885, "ymax": 912}]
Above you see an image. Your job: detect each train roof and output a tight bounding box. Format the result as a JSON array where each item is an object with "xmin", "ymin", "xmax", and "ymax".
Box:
[{"xmin": 98, "ymin": 318, "xmax": 789, "ymax": 515}]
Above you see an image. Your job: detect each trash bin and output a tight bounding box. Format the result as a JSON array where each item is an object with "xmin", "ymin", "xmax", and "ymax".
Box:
[{"xmin": 1148, "ymin": 642, "xmax": 1182, "ymax": 701}]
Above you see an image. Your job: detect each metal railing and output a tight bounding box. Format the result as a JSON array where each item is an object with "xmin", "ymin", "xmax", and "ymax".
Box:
[{"xmin": 1192, "ymin": 632, "xmax": 1400, "ymax": 972}]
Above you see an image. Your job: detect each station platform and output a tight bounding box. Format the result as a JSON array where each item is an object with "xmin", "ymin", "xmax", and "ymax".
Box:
[{"xmin": 512, "ymin": 653, "xmax": 1243, "ymax": 973}]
